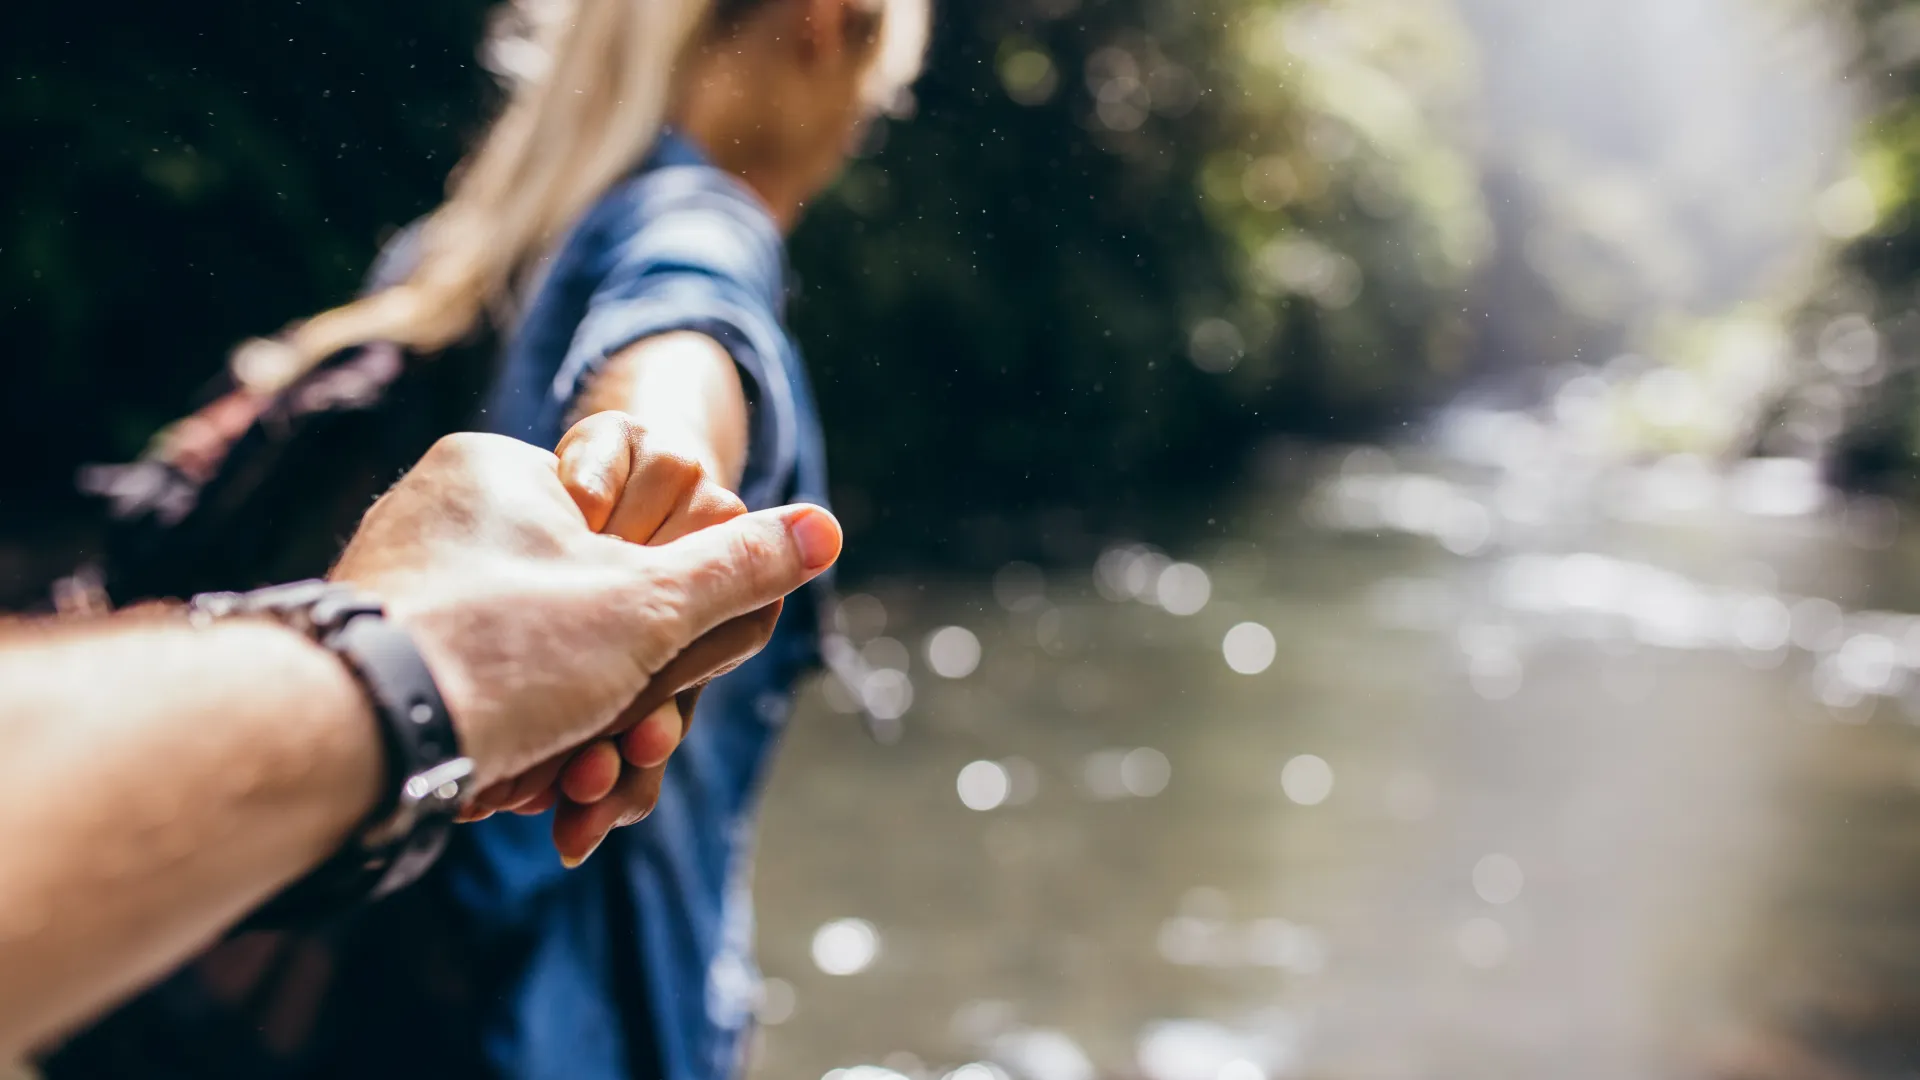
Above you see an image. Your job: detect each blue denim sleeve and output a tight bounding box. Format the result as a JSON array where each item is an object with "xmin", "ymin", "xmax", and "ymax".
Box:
[{"xmin": 547, "ymin": 171, "xmax": 801, "ymax": 512}]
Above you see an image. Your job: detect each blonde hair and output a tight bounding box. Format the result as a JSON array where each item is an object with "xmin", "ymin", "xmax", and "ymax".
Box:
[{"xmin": 235, "ymin": 0, "xmax": 930, "ymax": 394}]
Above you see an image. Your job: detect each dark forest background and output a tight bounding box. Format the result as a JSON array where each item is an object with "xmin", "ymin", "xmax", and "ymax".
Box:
[{"xmin": 0, "ymin": 0, "xmax": 1489, "ymax": 599}]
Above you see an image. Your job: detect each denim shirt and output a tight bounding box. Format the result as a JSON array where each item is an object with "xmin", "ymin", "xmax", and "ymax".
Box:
[{"xmin": 452, "ymin": 133, "xmax": 832, "ymax": 1080}]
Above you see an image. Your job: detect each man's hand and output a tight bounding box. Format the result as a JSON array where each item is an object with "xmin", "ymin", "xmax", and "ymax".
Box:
[{"xmin": 328, "ymin": 429, "xmax": 842, "ymax": 791}]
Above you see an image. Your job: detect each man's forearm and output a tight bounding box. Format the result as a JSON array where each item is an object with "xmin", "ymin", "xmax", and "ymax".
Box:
[{"xmin": 0, "ymin": 615, "xmax": 381, "ymax": 1056}]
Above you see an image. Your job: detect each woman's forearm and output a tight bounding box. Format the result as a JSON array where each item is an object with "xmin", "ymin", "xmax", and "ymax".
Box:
[
  {"xmin": 574, "ymin": 331, "xmax": 752, "ymax": 490},
  {"xmin": 0, "ymin": 616, "xmax": 381, "ymax": 1056}
]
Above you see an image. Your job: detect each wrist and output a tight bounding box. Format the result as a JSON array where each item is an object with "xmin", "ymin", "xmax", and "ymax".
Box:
[
  {"xmin": 368, "ymin": 597, "xmax": 498, "ymax": 784},
  {"xmin": 222, "ymin": 618, "xmax": 387, "ymax": 834},
  {"xmin": 188, "ymin": 581, "xmax": 474, "ymax": 920}
]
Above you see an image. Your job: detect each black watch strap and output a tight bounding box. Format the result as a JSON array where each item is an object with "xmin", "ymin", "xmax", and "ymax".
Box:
[
  {"xmin": 327, "ymin": 614, "xmax": 472, "ymax": 898},
  {"xmin": 188, "ymin": 580, "xmax": 473, "ymax": 925}
]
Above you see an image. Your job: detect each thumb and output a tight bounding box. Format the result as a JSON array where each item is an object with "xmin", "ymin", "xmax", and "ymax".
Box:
[{"xmin": 643, "ymin": 503, "xmax": 841, "ymax": 640}]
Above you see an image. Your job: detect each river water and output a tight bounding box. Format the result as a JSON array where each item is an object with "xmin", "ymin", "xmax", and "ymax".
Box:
[{"xmin": 745, "ymin": 431, "xmax": 1920, "ymax": 1080}]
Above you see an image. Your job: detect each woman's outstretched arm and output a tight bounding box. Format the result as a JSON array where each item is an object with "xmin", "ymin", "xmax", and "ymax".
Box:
[{"xmin": 572, "ymin": 330, "xmax": 751, "ymax": 492}]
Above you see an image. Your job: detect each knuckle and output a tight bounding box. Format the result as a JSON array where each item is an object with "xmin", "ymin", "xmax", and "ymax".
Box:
[
  {"xmin": 432, "ymin": 430, "xmax": 552, "ymax": 477},
  {"xmin": 721, "ymin": 527, "xmax": 781, "ymax": 589},
  {"xmin": 696, "ymin": 484, "xmax": 749, "ymax": 522},
  {"xmin": 431, "ymin": 430, "xmax": 488, "ymax": 463},
  {"xmin": 584, "ymin": 409, "xmax": 635, "ymax": 436},
  {"xmin": 648, "ymin": 449, "xmax": 707, "ymax": 491},
  {"xmin": 604, "ymin": 411, "xmax": 642, "ymax": 450}
]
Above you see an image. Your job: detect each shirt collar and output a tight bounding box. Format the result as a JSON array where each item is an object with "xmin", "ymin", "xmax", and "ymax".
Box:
[{"xmin": 649, "ymin": 128, "xmax": 710, "ymax": 170}]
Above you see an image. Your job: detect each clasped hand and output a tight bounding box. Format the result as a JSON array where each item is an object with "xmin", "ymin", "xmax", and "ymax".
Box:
[{"xmin": 328, "ymin": 411, "xmax": 838, "ymax": 867}]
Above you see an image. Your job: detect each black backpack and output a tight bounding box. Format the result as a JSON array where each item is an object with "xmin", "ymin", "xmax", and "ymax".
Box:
[{"xmin": 58, "ymin": 332, "xmax": 495, "ymax": 611}]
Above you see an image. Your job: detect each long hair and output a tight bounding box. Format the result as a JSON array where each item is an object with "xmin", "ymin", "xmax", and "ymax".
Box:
[{"xmin": 234, "ymin": 0, "xmax": 929, "ymax": 393}]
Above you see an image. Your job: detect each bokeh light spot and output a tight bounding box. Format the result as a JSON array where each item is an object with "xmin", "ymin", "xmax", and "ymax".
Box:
[
  {"xmin": 998, "ymin": 46, "xmax": 1058, "ymax": 106},
  {"xmin": 860, "ymin": 668, "xmax": 914, "ymax": 721},
  {"xmin": 811, "ymin": 918, "xmax": 880, "ymax": 976},
  {"xmin": 1223, "ymin": 622, "xmax": 1276, "ymax": 674},
  {"xmin": 925, "ymin": 625, "xmax": 982, "ymax": 679},
  {"xmin": 942, "ymin": 1065, "xmax": 1009, "ymax": 1080},
  {"xmin": 1188, "ymin": 318, "xmax": 1246, "ymax": 373},
  {"xmin": 1281, "ymin": 755, "xmax": 1334, "ymax": 806},
  {"xmin": 1456, "ymin": 917, "xmax": 1509, "ymax": 969},
  {"xmin": 860, "ymin": 635, "xmax": 910, "ymax": 673},
  {"xmin": 756, "ymin": 977, "xmax": 796, "ymax": 1026},
  {"xmin": 1120, "ymin": 747, "xmax": 1172, "ymax": 797},
  {"xmin": 1156, "ymin": 562, "xmax": 1212, "ymax": 615},
  {"xmin": 957, "ymin": 760, "xmax": 1012, "ymax": 812},
  {"xmin": 1472, "ymin": 853, "xmax": 1525, "ymax": 905}
]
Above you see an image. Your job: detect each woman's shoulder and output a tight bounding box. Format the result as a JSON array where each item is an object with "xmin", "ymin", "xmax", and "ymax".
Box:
[{"xmin": 568, "ymin": 162, "xmax": 783, "ymax": 308}]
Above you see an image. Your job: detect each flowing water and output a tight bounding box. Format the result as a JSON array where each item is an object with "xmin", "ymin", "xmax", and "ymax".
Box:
[{"xmin": 745, "ymin": 435, "xmax": 1920, "ymax": 1080}]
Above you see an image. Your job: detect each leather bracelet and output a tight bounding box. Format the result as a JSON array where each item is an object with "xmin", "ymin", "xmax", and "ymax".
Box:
[{"xmin": 187, "ymin": 580, "xmax": 473, "ymax": 925}]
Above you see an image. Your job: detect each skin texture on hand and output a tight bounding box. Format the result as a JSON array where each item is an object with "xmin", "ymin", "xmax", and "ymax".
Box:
[{"xmin": 330, "ymin": 428, "xmax": 842, "ymax": 791}]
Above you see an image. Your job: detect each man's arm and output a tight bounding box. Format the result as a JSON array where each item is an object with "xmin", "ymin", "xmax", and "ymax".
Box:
[
  {"xmin": 0, "ymin": 616, "xmax": 382, "ymax": 1055},
  {"xmin": 0, "ymin": 425, "xmax": 841, "ymax": 1059}
]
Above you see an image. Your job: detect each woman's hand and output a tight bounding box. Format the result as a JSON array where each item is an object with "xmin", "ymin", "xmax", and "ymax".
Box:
[{"xmin": 459, "ymin": 412, "xmax": 772, "ymax": 866}]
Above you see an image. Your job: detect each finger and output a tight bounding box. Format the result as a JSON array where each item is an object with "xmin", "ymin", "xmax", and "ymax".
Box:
[
  {"xmin": 645, "ymin": 481, "xmax": 747, "ymax": 547},
  {"xmin": 558, "ymin": 413, "xmax": 710, "ymax": 545},
  {"xmin": 602, "ymin": 443, "xmax": 706, "ymax": 546},
  {"xmin": 459, "ymin": 779, "xmax": 515, "ymax": 821},
  {"xmin": 555, "ymin": 412, "xmax": 637, "ymax": 532},
  {"xmin": 675, "ymin": 684, "xmax": 705, "ymax": 731},
  {"xmin": 589, "ymin": 602, "xmax": 781, "ymax": 746},
  {"xmin": 462, "ymin": 774, "xmax": 534, "ymax": 819},
  {"xmin": 618, "ymin": 701, "xmax": 685, "ymax": 770},
  {"xmin": 558, "ymin": 739, "xmax": 623, "ymax": 804},
  {"xmin": 641, "ymin": 505, "xmax": 839, "ymax": 644},
  {"xmin": 554, "ymin": 765, "xmax": 666, "ymax": 868},
  {"xmin": 459, "ymin": 757, "xmax": 563, "ymax": 820},
  {"xmin": 621, "ymin": 685, "xmax": 703, "ymax": 766},
  {"xmin": 513, "ymin": 788, "xmax": 558, "ymax": 816},
  {"xmin": 482, "ymin": 601, "xmax": 782, "ymax": 816},
  {"xmin": 497, "ymin": 758, "xmax": 566, "ymax": 812},
  {"xmin": 481, "ymin": 612, "xmax": 762, "ymax": 817}
]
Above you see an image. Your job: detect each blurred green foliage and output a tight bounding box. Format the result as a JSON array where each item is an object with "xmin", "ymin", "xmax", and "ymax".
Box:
[
  {"xmin": 796, "ymin": 0, "xmax": 1484, "ymax": 564},
  {"xmin": 0, "ymin": 0, "xmax": 1485, "ymax": 577},
  {"xmin": 1798, "ymin": 0, "xmax": 1920, "ymax": 491}
]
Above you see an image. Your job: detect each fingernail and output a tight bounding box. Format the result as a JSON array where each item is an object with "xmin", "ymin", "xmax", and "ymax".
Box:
[
  {"xmin": 787, "ymin": 506, "xmax": 842, "ymax": 571},
  {"xmin": 561, "ymin": 836, "xmax": 605, "ymax": 870}
]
